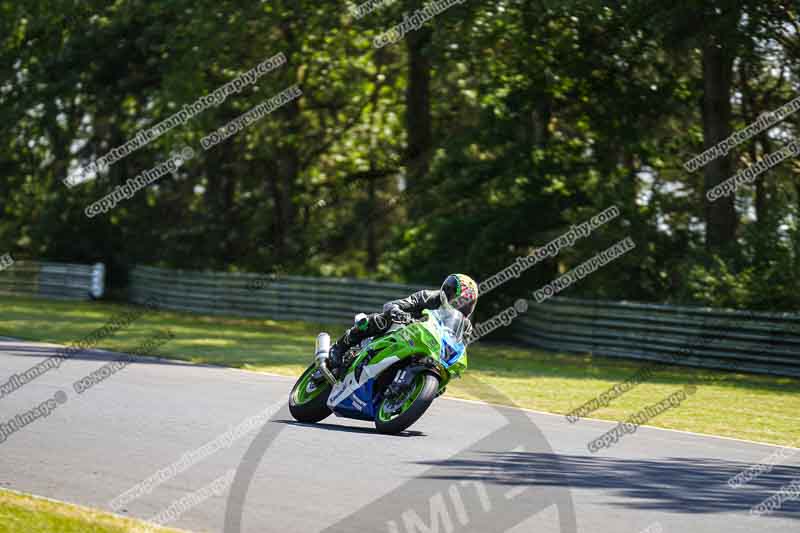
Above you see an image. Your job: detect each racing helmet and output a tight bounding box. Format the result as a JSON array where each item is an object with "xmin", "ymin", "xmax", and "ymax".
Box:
[{"xmin": 440, "ymin": 274, "xmax": 478, "ymax": 318}]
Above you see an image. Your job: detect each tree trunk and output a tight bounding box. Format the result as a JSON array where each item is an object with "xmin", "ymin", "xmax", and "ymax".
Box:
[
  {"xmin": 271, "ymin": 16, "xmax": 302, "ymax": 262},
  {"xmin": 755, "ymin": 132, "xmax": 775, "ymax": 228},
  {"xmin": 739, "ymin": 52, "xmax": 770, "ymax": 228},
  {"xmin": 366, "ymin": 171, "xmax": 378, "ymax": 272},
  {"xmin": 204, "ymin": 143, "xmax": 236, "ymax": 265},
  {"xmin": 405, "ymin": 27, "xmax": 432, "ymax": 214},
  {"xmin": 702, "ymin": 33, "xmax": 738, "ymax": 251}
]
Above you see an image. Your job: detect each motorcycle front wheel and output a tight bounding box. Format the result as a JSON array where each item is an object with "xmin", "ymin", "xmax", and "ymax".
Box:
[
  {"xmin": 289, "ymin": 364, "xmax": 333, "ymax": 423},
  {"xmin": 375, "ymin": 373, "xmax": 439, "ymax": 435}
]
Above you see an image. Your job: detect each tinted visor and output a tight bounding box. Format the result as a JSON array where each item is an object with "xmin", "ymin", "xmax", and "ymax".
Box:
[
  {"xmin": 441, "ymin": 276, "xmax": 477, "ymax": 317},
  {"xmin": 456, "ymin": 296, "xmax": 477, "ymax": 318}
]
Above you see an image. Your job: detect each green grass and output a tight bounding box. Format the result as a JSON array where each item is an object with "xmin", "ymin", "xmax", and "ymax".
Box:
[
  {"xmin": 0, "ymin": 489, "xmax": 182, "ymax": 533},
  {"xmin": 2, "ymin": 295, "xmax": 799, "ymax": 446}
]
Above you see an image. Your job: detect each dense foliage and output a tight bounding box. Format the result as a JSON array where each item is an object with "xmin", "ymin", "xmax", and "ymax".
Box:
[{"xmin": 1, "ymin": 0, "xmax": 799, "ymax": 314}]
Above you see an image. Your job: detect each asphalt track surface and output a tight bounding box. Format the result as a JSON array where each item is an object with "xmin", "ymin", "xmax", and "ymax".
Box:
[{"xmin": 0, "ymin": 338, "xmax": 798, "ymax": 532}]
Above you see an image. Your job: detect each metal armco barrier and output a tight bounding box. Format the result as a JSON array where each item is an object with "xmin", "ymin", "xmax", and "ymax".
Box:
[
  {"xmin": 0, "ymin": 261, "xmax": 105, "ymax": 300},
  {"xmin": 129, "ymin": 265, "xmax": 800, "ymax": 377},
  {"xmin": 129, "ymin": 264, "xmax": 430, "ymax": 324},
  {"xmin": 512, "ymin": 297, "xmax": 800, "ymax": 378}
]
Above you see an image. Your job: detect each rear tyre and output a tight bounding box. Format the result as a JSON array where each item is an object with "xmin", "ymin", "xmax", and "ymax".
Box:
[
  {"xmin": 289, "ymin": 364, "xmax": 333, "ymax": 423},
  {"xmin": 375, "ymin": 373, "xmax": 439, "ymax": 435}
]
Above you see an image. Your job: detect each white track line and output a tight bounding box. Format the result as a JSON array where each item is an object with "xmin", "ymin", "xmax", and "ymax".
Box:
[
  {"xmin": 224, "ymin": 366, "xmax": 800, "ymax": 452},
  {"xmin": 0, "ymin": 487, "xmax": 192, "ymax": 533},
  {"xmin": 4, "ymin": 337, "xmax": 797, "ymax": 452},
  {"xmin": 440, "ymin": 395, "xmax": 800, "ymax": 452}
]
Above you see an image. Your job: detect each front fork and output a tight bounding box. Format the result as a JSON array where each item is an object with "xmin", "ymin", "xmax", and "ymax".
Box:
[
  {"xmin": 385, "ymin": 368, "xmax": 416, "ymax": 399},
  {"xmin": 384, "ymin": 359, "xmax": 443, "ymax": 402}
]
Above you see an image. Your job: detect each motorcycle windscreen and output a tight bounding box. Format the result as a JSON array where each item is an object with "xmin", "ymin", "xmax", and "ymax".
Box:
[
  {"xmin": 428, "ymin": 306, "xmax": 466, "ymax": 368},
  {"xmin": 440, "ymin": 336, "xmax": 465, "ymax": 368}
]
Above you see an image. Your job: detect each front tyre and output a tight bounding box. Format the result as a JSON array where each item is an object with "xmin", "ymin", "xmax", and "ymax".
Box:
[
  {"xmin": 375, "ymin": 373, "xmax": 439, "ymax": 435},
  {"xmin": 289, "ymin": 364, "xmax": 332, "ymax": 423}
]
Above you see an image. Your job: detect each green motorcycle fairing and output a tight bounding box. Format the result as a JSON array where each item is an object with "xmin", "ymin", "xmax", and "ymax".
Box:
[{"xmin": 326, "ymin": 307, "xmax": 468, "ymax": 420}]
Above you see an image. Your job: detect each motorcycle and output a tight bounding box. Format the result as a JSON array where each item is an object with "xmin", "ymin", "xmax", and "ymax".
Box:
[{"xmin": 288, "ymin": 302, "xmax": 468, "ymax": 434}]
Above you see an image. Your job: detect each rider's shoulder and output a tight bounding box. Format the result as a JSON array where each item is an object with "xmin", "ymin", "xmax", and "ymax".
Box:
[{"xmin": 418, "ymin": 288, "xmax": 441, "ymax": 300}]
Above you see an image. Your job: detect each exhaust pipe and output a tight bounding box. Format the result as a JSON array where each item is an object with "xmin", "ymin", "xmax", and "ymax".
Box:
[{"xmin": 314, "ymin": 333, "xmax": 336, "ymax": 385}]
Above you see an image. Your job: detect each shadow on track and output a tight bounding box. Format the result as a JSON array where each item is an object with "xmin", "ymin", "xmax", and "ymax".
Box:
[
  {"xmin": 276, "ymin": 419, "xmax": 426, "ymax": 437},
  {"xmin": 416, "ymin": 451, "xmax": 800, "ymax": 517}
]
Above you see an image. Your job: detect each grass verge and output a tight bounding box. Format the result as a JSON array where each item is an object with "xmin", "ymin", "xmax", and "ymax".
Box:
[{"xmin": 1, "ymin": 295, "xmax": 798, "ymax": 446}]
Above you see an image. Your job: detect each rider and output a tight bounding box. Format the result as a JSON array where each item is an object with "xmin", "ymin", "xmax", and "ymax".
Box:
[{"xmin": 327, "ymin": 274, "xmax": 479, "ymax": 373}]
